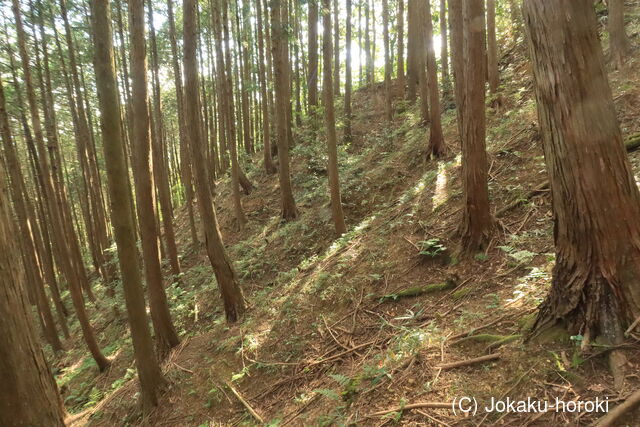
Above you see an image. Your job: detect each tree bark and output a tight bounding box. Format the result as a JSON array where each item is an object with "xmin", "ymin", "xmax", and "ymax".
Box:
[
  {"xmin": 92, "ymin": 0, "xmax": 167, "ymax": 412},
  {"xmin": 0, "ymin": 160, "xmax": 65, "ymax": 426},
  {"xmin": 459, "ymin": 0, "xmax": 491, "ymax": 255},
  {"xmin": 524, "ymin": 1, "xmax": 640, "ymax": 385},
  {"xmin": 184, "ymin": 0, "xmax": 246, "ymax": 322},
  {"xmin": 425, "ymin": 0, "xmax": 446, "ymax": 157},
  {"xmin": 257, "ymin": 0, "xmax": 276, "ymax": 173},
  {"xmin": 333, "ymin": 0, "xmax": 340, "ymax": 96},
  {"xmin": 167, "ymin": 0, "xmax": 200, "ymax": 246},
  {"xmin": 397, "ymin": 0, "xmax": 405, "ymax": 96},
  {"xmin": 11, "ymin": 0, "xmax": 109, "ymax": 371},
  {"xmin": 448, "ymin": 0, "xmax": 464, "ymax": 137},
  {"xmin": 128, "ymin": 0, "xmax": 180, "ymax": 354},
  {"xmin": 271, "ymin": 0, "xmax": 299, "ymax": 220},
  {"xmin": 486, "ymin": 0, "xmax": 499, "ymax": 94},
  {"xmin": 322, "ymin": 0, "xmax": 347, "ymax": 236},
  {"xmin": 308, "ymin": 0, "xmax": 319, "ymax": 112},
  {"xmin": 383, "ymin": 0, "xmax": 392, "ymax": 122},
  {"xmin": 439, "ymin": 0, "xmax": 449, "ymax": 91},
  {"xmin": 609, "ymin": 0, "xmax": 629, "ymax": 69},
  {"xmin": 344, "ymin": 0, "xmax": 353, "ymax": 141}
]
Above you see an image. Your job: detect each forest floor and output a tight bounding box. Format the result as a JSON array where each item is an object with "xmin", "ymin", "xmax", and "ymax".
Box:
[{"xmin": 53, "ymin": 12, "xmax": 640, "ymax": 427}]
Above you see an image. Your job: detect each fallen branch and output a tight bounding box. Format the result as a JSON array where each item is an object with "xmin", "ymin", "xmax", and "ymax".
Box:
[
  {"xmin": 224, "ymin": 381, "xmax": 264, "ymax": 424},
  {"xmin": 590, "ymin": 389, "xmax": 640, "ymax": 427},
  {"xmin": 367, "ymin": 401, "xmax": 451, "ymax": 417},
  {"xmin": 436, "ymin": 353, "xmax": 500, "ymax": 370},
  {"xmin": 307, "ymin": 339, "xmax": 380, "ymax": 366},
  {"xmin": 379, "ymin": 278, "xmax": 457, "ymax": 302}
]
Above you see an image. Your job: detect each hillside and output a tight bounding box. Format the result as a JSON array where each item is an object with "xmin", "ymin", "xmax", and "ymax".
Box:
[{"xmin": 40, "ymin": 11, "xmax": 640, "ymax": 426}]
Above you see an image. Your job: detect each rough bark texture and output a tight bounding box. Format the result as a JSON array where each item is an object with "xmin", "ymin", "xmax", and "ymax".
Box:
[
  {"xmin": 333, "ymin": 0, "xmax": 340, "ymax": 96},
  {"xmin": 184, "ymin": 0, "xmax": 245, "ymax": 322},
  {"xmin": 609, "ymin": 0, "xmax": 630, "ymax": 69},
  {"xmin": 322, "ymin": 0, "xmax": 347, "ymax": 236},
  {"xmin": 92, "ymin": 0, "xmax": 167, "ymax": 412},
  {"xmin": 0, "ymin": 161, "xmax": 65, "ymax": 426},
  {"xmin": 424, "ymin": 0, "xmax": 446, "ymax": 157},
  {"xmin": 524, "ymin": 0, "xmax": 640, "ymax": 357},
  {"xmin": 459, "ymin": 0, "xmax": 491, "ymax": 255},
  {"xmin": 271, "ymin": 0, "xmax": 298, "ymax": 220},
  {"xmin": 406, "ymin": 0, "xmax": 420, "ymax": 101},
  {"xmin": 129, "ymin": 0, "xmax": 179, "ymax": 354}
]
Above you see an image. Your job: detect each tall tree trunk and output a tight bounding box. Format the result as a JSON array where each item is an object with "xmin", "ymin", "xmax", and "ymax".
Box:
[
  {"xmin": 524, "ymin": 0, "xmax": 640, "ymax": 388},
  {"xmin": 333, "ymin": 0, "xmax": 340, "ymax": 96},
  {"xmin": 344, "ymin": 0, "xmax": 353, "ymax": 141},
  {"xmin": 0, "ymin": 78, "xmax": 62, "ymax": 351},
  {"xmin": 219, "ymin": 0, "xmax": 248, "ymax": 228},
  {"xmin": 147, "ymin": 0, "xmax": 181, "ymax": 279},
  {"xmin": 459, "ymin": 0, "xmax": 491, "ymax": 254},
  {"xmin": 271, "ymin": 0, "xmax": 299, "ymax": 220},
  {"xmin": 364, "ymin": 0, "xmax": 372, "ymax": 86},
  {"xmin": 322, "ymin": 0, "xmax": 347, "ymax": 236},
  {"xmin": 609, "ymin": 0, "xmax": 629, "ymax": 69},
  {"xmin": 448, "ymin": 0, "xmax": 464, "ymax": 137},
  {"xmin": 308, "ymin": 0, "xmax": 319, "ymax": 112},
  {"xmin": 397, "ymin": 0, "xmax": 405, "ymax": 96},
  {"xmin": 382, "ymin": 0, "xmax": 392, "ymax": 121},
  {"xmin": 406, "ymin": 0, "xmax": 422, "ymax": 101},
  {"xmin": 167, "ymin": 0, "xmax": 200, "ymax": 246},
  {"xmin": 92, "ymin": 0, "xmax": 167, "ymax": 411},
  {"xmin": 129, "ymin": 0, "xmax": 180, "ymax": 354},
  {"xmin": 184, "ymin": 0, "xmax": 246, "ymax": 322},
  {"xmin": 257, "ymin": 0, "xmax": 276, "ymax": 173},
  {"xmin": 11, "ymin": 0, "xmax": 109, "ymax": 371},
  {"xmin": 0, "ymin": 159, "xmax": 65, "ymax": 425},
  {"xmin": 439, "ymin": 0, "xmax": 449, "ymax": 91},
  {"xmin": 425, "ymin": 0, "xmax": 446, "ymax": 157},
  {"xmin": 486, "ymin": 0, "xmax": 499, "ymax": 94}
]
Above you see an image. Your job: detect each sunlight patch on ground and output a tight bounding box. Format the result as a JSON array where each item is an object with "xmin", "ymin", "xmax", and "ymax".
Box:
[{"xmin": 432, "ymin": 161, "xmax": 450, "ymax": 211}]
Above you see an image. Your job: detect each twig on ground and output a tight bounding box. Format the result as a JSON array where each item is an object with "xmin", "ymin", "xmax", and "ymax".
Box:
[
  {"xmin": 416, "ymin": 409, "xmax": 452, "ymax": 426},
  {"xmin": 436, "ymin": 353, "xmax": 501, "ymax": 370},
  {"xmin": 224, "ymin": 380, "xmax": 265, "ymax": 424},
  {"xmin": 367, "ymin": 402, "xmax": 451, "ymax": 417}
]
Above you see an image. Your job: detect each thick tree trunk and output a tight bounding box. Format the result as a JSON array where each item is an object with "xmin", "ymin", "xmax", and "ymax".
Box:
[
  {"xmin": 0, "ymin": 160, "xmax": 65, "ymax": 425},
  {"xmin": 425, "ymin": 0, "xmax": 446, "ymax": 157},
  {"xmin": 406, "ymin": 0, "xmax": 421, "ymax": 101},
  {"xmin": 271, "ymin": 0, "xmax": 299, "ymax": 220},
  {"xmin": 486, "ymin": 0, "xmax": 499, "ymax": 94},
  {"xmin": 459, "ymin": 0, "xmax": 491, "ymax": 255},
  {"xmin": 308, "ymin": 0, "xmax": 319, "ymax": 111},
  {"xmin": 92, "ymin": 0, "xmax": 167, "ymax": 412},
  {"xmin": 524, "ymin": 1, "xmax": 640, "ymax": 387},
  {"xmin": 184, "ymin": 0, "xmax": 246, "ymax": 322},
  {"xmin": 322, "ymin": 0, "xmax": 347, "ymax": 236},
  {"xmin": 609, "ymin": 0, "xmax": 629, "ymax": 69},
  {"xmin": 129, "ymin": 0, "xmax": 180, "ymax": 354}
]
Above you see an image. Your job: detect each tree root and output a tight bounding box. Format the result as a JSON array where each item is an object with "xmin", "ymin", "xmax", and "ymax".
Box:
[{"xmin": 590, "ymin": 388, "xmax": 640, "ymax": 427}]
